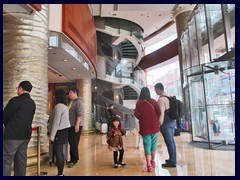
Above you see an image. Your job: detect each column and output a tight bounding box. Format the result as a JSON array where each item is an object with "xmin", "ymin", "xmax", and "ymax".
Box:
[
  {"xmin": 3, "ymin": 5, "xmax": 49, "ymax": 166},
  {"xmin": 77, "ymin": 79, "xmax": 93, "ymax": 134},
  {"xmin": 172, "ymin": 7, "xmax": 193, "ymax": 117},
  {"xmin": 173, "ymin": 8, "xmax": 193, "ymax": 90}
]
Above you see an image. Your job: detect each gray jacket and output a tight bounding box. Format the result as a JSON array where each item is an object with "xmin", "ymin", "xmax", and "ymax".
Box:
[
  {"xmin": 69, "ymin": 97, "xmax": 83, "ymax": 127},
  {"xmin": 48, "ymin": 103, "xmax": 71, "ymax": 141}
]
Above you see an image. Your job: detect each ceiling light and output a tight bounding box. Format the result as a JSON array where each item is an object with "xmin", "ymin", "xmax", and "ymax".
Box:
[
  {"xmin": 72, "ymin": 67, "xmax": 76, "ymax": 70},
  {"xmin": 63, "ymin": 59, "xmax": 68, "ymax": 62}
]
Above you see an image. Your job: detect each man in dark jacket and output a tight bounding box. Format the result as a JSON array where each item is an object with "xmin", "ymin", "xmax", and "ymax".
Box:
[{"xmin": 3, "ymin": 81, "xmax": 36, "ymax": 176}]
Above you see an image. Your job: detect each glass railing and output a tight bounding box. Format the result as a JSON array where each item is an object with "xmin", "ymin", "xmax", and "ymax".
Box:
[
  {"xmin": 106, "ymin": 60, "xmax": 146, "ymax": 89},
  {"xmin": 103, "ymin": 17, "xmax": 143, "ymax": 40},
  {"xmin": 92, "ymin": 94, "xmax": 136, "ymax": 132}
]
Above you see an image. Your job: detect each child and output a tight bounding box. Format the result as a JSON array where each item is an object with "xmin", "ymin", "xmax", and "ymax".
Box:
[{"xmin": 106, "ymin": 116, "xmax": 126, "ymax": 168}]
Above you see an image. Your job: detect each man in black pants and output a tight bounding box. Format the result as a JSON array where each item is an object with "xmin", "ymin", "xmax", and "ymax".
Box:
[{"xmin": 68, "ymin": 87, "xmax": 83, "ymax": 168}]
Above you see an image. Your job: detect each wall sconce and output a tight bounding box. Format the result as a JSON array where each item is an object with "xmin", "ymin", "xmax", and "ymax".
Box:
[
  {"xmin": 115, "ymin": 95, "xmax": 119, "ymax": 99},
  {"xmin": 94, "ymin": 86, "xmax": 97, "ymax": 90}
]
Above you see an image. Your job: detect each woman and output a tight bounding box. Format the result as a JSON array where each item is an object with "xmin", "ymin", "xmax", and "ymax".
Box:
[
  {"xmin": 134, "ymin": 87, "xmax": 161, "ymax": 172},
  {"xmin": 48, "ymin": 89, "xmax": 70, "ymax": 176}
]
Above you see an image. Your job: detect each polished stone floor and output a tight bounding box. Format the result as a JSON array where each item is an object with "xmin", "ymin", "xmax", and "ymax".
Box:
[{"xmin": 26, "ymin": 131, "xmax": 235, "ymax": 176}]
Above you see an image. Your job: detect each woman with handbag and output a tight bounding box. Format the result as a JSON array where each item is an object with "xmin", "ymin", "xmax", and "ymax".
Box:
[
  {"xmin": 134, "ymin": 87, "xmax": 161, "ymax": 172},
  {"xmin": 48, "ymin": 89, "xmax": 71, "ymax": 176}
]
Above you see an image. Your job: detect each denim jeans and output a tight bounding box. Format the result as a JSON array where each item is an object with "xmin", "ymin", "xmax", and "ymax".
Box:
[{"xmin": 160, "ymin": 125, "xmax": 176, "ymax": 165}]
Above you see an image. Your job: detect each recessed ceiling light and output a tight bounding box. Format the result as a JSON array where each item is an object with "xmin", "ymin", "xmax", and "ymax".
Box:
[
  {"xmin": 63, "ymin": 59, "xmax": 68, "ymax": 62},
  {"xmin": 72, "ymin": 67, "xmax": 76, "ymax": 70}
]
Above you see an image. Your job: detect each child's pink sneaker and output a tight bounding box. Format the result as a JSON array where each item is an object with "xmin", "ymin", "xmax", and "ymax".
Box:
[
  {"xmin": 147, "ymin": 165, "xmax": 154, "ymax": 172},
  {"xmin": 151, "ymin": 160, "xmax": 155, "ymax": 168}
]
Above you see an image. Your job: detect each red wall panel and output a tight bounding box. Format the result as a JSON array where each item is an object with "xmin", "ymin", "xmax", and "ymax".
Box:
[
  {"xmin": 29, "ymin": 4, "xmax": 41, "ymax": 11},
  {"xmin": 137, "ymin": 39, "xmax": 179, "ymax": 70},
  {"xmin": 62, "ymin": 4, "xmax": 97, "ymax": 74}
]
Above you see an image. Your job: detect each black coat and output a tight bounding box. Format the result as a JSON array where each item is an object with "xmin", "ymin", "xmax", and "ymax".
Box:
[{"xmin": 3, "ymin": 93, "xmax": 36, "ymax": 140}]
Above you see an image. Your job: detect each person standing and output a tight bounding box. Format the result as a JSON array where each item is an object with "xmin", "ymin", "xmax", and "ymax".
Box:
[
  {"xmin": 67, "ymin": 87, "xmax": 83, "ymax": 168},
  {"xmin": 106, "ymin": 104, "xmax": 116, "ymax": 131},
  {"xmin": 213, "ymin": 119, "xmax": 221, "ymax": 136},
  {"xmin": 3, "ymin": 81, "xmax": 36, "ymax": 176},
  {"xmin": 134, "ymin": 87, "xmax": 161, "ymax": 172},
  {"xmin": 106, "ymin": 116, "xmax": 127, "ymax": 168},
  {"xmin": 154, "ymin": 83, "xmax": 177, "ymax": 167},
  {"xmin": 48, "ymin": 89, "xmax": 70, "ymax": 176}
]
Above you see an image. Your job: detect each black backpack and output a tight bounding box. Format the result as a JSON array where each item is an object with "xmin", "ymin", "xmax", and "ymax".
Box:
[{"xmin": 162, "ymin": 95, "xmax": 184, "ymax": 120}]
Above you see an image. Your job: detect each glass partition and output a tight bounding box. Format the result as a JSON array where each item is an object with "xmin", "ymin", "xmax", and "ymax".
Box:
[
  {"xmin": 205, "ymin": 4, "xmax": 226, "ymax": 59},
  {"xmin": 181, "ymin": 30, "xmax": 191, "ymax": 70},
  {"xmin": 188, "ymin": 17, "xmax": 199, "ymax": 66},
  {"xmin": 187, "ymin": 67, "xmax": 207, "ymax": 142},
  {"xmin": 181, "ymin": 4, "xmax": 235, "ymax": 148},
  {"xmin": 195, "ymin": 4, "xmax": 210, "ymax": 64},
  {"xmin": 187, "ymin": 61, "xmax": 235, "ymax": 147},
  {"xmin": 203, "ymin": 61, "xmax": 235, "ymax": 145}
]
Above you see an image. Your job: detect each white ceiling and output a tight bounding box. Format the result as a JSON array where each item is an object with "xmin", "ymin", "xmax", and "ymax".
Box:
[{"xmin": 90, "ymin": 4, "xmax": 195, "ymax": 48}]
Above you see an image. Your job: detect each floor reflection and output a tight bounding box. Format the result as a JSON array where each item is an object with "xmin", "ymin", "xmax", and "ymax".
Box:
[{"xmin": 25, "ymin": 131, "xmax": 235, "ymax": 176}]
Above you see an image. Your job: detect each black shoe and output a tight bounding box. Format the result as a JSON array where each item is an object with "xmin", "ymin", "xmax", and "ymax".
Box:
[
  {"xmin": 162, "ymin": 163, "xmax": 176, "ymax": 167},
  {"xmin": 49, "ymin": 161, "xmax": 56, "ymax": 167},
  {"xmin": 114, "ymin": 164, "xmax": 118, "ymax": 168}
]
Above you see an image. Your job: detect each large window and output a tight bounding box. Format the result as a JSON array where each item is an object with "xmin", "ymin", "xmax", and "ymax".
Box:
[{"xmin": 181, "ymin": 4, "xmax": 235, "ymax": 148}]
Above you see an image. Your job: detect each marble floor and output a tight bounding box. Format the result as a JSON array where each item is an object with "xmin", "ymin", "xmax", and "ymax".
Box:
[{"xmin": 26, "ymin": 131, "xmax": 235, "ymax": 176}]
